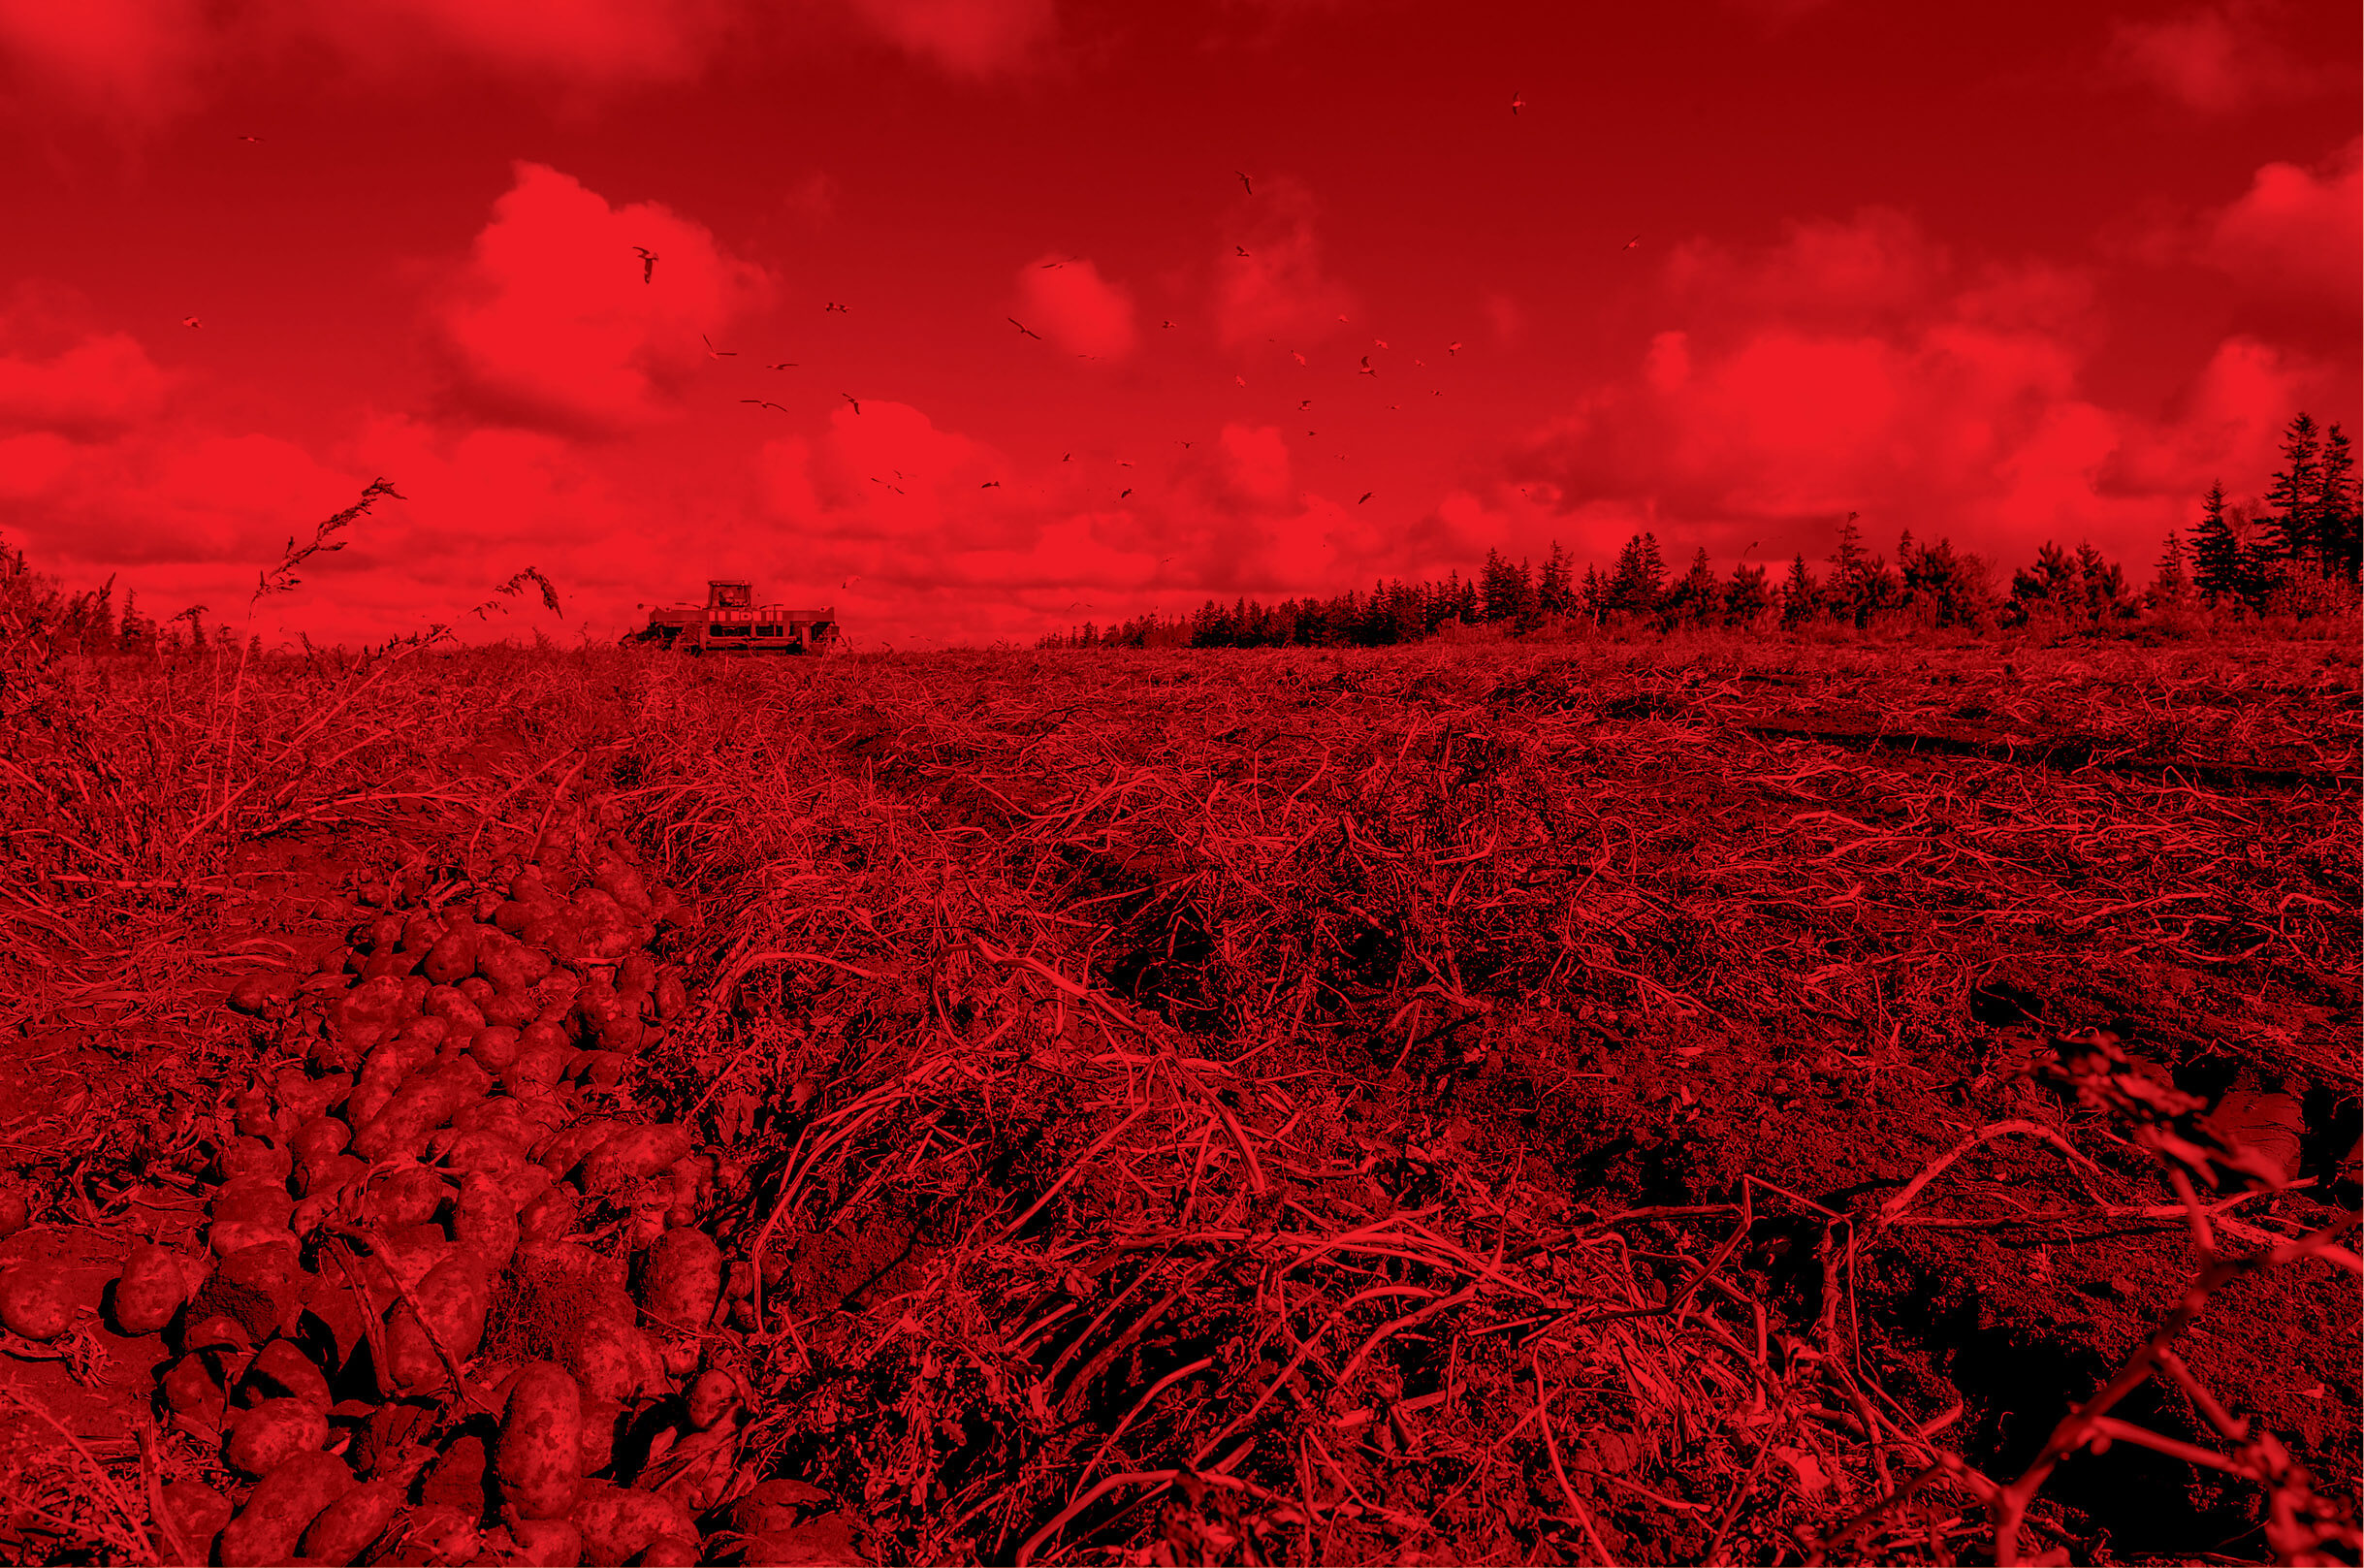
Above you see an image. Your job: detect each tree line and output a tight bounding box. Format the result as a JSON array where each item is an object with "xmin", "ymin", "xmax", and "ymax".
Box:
[{"xmin": 1043, "ymin": 411, "xmax": 2359, "ymax": 650}]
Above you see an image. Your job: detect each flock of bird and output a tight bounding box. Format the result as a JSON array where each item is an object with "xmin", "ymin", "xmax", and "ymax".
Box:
[
  {"xmin": 194, "ymin": 113, "xmax": 1643, "ymax": 619},
  {"xmin": 631, "ymin": 154, "xmax": 1644, "ymax": 521}
]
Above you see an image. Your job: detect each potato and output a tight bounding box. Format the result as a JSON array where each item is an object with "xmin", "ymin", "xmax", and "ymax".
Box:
[
  {"xmin": 662, "ymin": 1157, "xmax": 714, "ymax": 1230},
  {"xmin": 224, "ymin": 1395, "xmax": 329, "ymax": 1477},
  {"xmin": 421, "ymin": 1430, "xmax": 491, "ymax": 1511},
  {"xmin": 684, "ymin": 1369, "xmax": 740, "ymax": 1432},
  {"xmin": 193, "ymin": 1239, "xmax": 304, "ymax": 1342},
  {"xmin": 576, "ymin": 1392, "xmax": 623, "ymax": 1477},
  {"xmin": 572, "ymin": 1482, "xmax": 698, "ymax": 1567},
  {"xmin": 332, "ymin": 975, "xmax": 412, "ymax": 1054},
  {"xmin": 161, "ymin": 1477, "xmax": 233, "ymax": 1560},
  {"xmin": 634, "ymin": 1229, "xmax": 721, "ymax": 1334},
  {"xmin": 576, "ymin": 1051, "xmax": 633, "ymax": 1091},
  {"xmin": 162, "ymin": 1351, "xmax": 228, "ymax": 1432},
  {"xmin": 229, "ymin": 968, "xmax": 304, "ymax": 1014},
  {"xmin": 362, "ymin": 1163, "xmax": 455, "ymax": 1228},
  {"xmin": 634, "ymin": 1533, "xmax": 703, "ymax": 1565},
  {"xmin": 536, "ymin": 1117, "xmax": 623, "ymax": 1178},
  {"xmin": 392, "ymin": 1013, "xmax": 452, "ymax": 1053},
  {"xmin": 220, "ymin": 1450, "xmax": 354, "ymax": 1567},
  {"xmin": 398, "ymin": 1502, "xmax": 483, "ymax": 1564},
  {"xmin": 577, "ymin": 1125, "xmax": 693, "ymax": 1199},
  {"xmin": 352, "ymin": 1072, "xmax": 482, "ymax": 1162},
  {"xmin": 441, "ymin": 1127, "xmax": 528, "ymax": 1181},
  {"xmin": 0, "ymin": 1261, "xmax": 82, "ymax": 1341},
  {"xmin": 616, "ymin": 953, "xmax": 656, "ymax": 995},
  {"xmin": 423, "ymin": 923, "xmax": 485, "ymax": 986},
  {"xmin": 458, "ymin": 973, "xmax": 498, "ymax": 1006},
  {"xmin": 517, "ymin": 1183, "xmax": 583, "ymax": 1242},
  {"xmin": 594, "ymin": 858, "xmax": 654, "ymax": 918},
  {"xmin": 298, "ymin": 1475, "xmax": 402, "ymax": 1566},
  {"xmin": 289, "ymin": 1114, "xmax": 352, "ymax": 1166},
  {"xmin": 215, "ymin": 1136, "xmax": 293, "ymax": 1187},
  {"xmin": 643, "ymin": 973, "xmax": 687, "ymax": 1026},
  {"xmin": 302, "ymin": 1150, "xmax": 368, "ymax": 1200},
  {"xmin": 111, "ymin": 1243, "xmax": 192, "ymax": 1334},
  {"xmin": 455, "ymin": 1173, "xmax": 523, "ymax": 1272},
  {"xmin": 502, "ymin": 1159, "xmax": 558, "ymax": 1214},
  {"xmin": 481, "ymin": 934, "xmax": 556, "ymax": 993},
  {"xmin": 470, "ymin": 1024, "xmax": 525, "ymax": 1072},
  {"xmin": 383, "ymin": 1255, "xmax": 492, "ymax": 1394},
  {"xmin": 370, "ymin": 1224, "xmax": 457, "ymax": 1296},
  {"xmin": 510, "ymin": 1517, "xmax": 586, "ymax": 1566},
  {"xmin": 208, "ymin": 1177, "xmax": 295, "ymax": 1258},
  {"xmin": 0, "ymin": 1183, "xmax": 26, "ymax": 1240},
  {"xmin": 563, "ymin": 1313, "xmax": 664, "ymax": 1406},
  {"xmin": 484, "ymin": 989, "xmax": 542, "ymax": 1028},
  {"xmin": 505, "ymin": 1045, "xmax": 569, "ymax": 1101},
  {"xmin": 240, "ymin": 1336, "xmax": 333, "ymax": 1408},
  {"xmin": 425, "ymin": 984, "xmax": 488, "ymax": 1034},
  {"xmin": 496, "ymin": 1360, "xmax": 585, "ymax": 1520}
]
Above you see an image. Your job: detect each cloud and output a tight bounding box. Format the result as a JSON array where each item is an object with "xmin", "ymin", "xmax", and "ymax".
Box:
[
  {"xmin": 0, "ymin": 0, "xmax": 211, "ymax": 122},
  {"xmin": 1016, "ymin": 259, "xmax": 1137, "ymax": 360},
  {"xmin": 2203, "ymin": 138, "xmax": 2361, "ymax": 312},
  {"xmin": 1506, "ymin": 208, "xmax": 2338, "ymax": 575},
  {"xmin": 839, "ymin": 0, "xmax": 1054, "ymax": 77},
  {"xmin": 1214, "ymin": 190, "xmax": 1357, "ymax": 350},
  {"xmin": 303, "ymin": 0, "xmax": 735, "ymax": 85},
  {"xmin": 2103, "ymin": 3, "xmax": 2295, "ymax": 114},
  {"xmin": 431, "ymin": 163, "xmax": 773, "ymax": 434},
  {"xmin": 0, "ymin": 333, "xmax": 175, "ymax": 438}
]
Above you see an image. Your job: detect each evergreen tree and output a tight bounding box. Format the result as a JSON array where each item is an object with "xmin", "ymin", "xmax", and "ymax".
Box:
[
  {"xmin": 2071, "ymin": 541, "xmax": 2129, "ymax": 620},
  {"xmin": 1579, "ymin": 564, "xmax": 1606, "ymax": 623},
  {"xmin": 1779, "ymin": 553, "xmax": 1819, "ymax": 628},
  {"xmin": 2189, "ymin": 482, "xmax": 2242, "ymax": 604},
  {"xmin": 2147, "ymin": 531, "xmax": 2189, "ymax": 609},
  {"xmin": 2314, "ymin": 423, "xmax": 2360, "ymax": 580},
  {"xmin": 2262, "ymin": 412, "xmax": 2323, "ymax": 563},
  {"xmin": 118, "ymin": 588, "xmax": 156, "ymax": 654},
  {"xmin": 1606, "ymin": 532, "xmax": 1665, "ymax": 617},
  {"xmin": 2010, "ymin": 541, "xmax": 2080, "ymax": 624},
  {"xmin": 1664, "ymin": 546, "xmax": 1719, "ymax": 626},
  {"xmin": 1722, "ymin": 560, "xmax": 1772, "ymax": 627},
  {"xmin": 1899, "ymin": 537, "xmax": 1993, "ymax": 629},
  {"xmin": 1537, "ymin": 541, "xmax": 1574, "ymax": 617}
]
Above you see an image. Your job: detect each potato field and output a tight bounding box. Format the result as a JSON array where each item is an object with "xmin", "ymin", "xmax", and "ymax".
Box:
[{"xmin": 0, "ymin": 631, "xmax": 2356, "ymax": 1566}]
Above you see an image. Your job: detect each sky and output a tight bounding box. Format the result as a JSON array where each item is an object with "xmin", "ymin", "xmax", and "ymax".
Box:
[{"xmin": 0, "ymin": 0, "xmax": 2356, "ymax": 651}]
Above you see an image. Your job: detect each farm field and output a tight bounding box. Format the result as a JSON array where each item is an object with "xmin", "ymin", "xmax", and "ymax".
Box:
[{"xmin": 1, "ymin": 633, "xmax": 2357, "ymax": 1565}]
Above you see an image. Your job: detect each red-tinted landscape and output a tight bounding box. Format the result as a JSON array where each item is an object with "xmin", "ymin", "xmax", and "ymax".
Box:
[{"xmin": 0, "ymin": 3, "xmax": 2359, "ymax": 1566}]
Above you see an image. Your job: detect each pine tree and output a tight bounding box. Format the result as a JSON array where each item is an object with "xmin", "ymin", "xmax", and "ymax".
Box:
[
  {"xmin": 1779, "ymin": 553, "xmax": 1818, "ymax": 628},
  {"xmin": 2071, "ymin": 541, "xmax": 2128, "ymax": 620},
  {"xmin": 1721, "ymin": 560, "xmax": 1771, "ymax": 628},
  {"xmin": 2011, "ymin": 542, "xmax": 2080, "ymax": 624},
  {"xmin": 1537, "ymin": 542, "xmax": 1574, "ymax": 617},
  {"xmin": 118, "ymin": 588, "xmax": 156, "ymax": 654},
  {"xmin": 1579, "ymin": 564, "xmax": 1605, "ymax": 623},
  {"xmin": 2147, "ymin": 531, "xmax": 2189, "ymax": 608},
  {"xmin": 2314, "ymin": 423, "xmax": 2360, "ymax": 580},
  {"xmin": 2263, "ymin": 412, "xmax": 2323, "ymax": 563},
  {"xmin": 2189, "ymin": 482, "xmax": 2242, "ymax": 604},
  {"xmin": 1665, "ymin": 546, "xmax": 1718, "ymax": 626}
]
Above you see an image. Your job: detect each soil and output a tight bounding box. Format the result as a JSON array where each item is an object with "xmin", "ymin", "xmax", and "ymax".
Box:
[{"xmin": 1, "ymin": 635, "xmax": 2354, "ymax": 1565}]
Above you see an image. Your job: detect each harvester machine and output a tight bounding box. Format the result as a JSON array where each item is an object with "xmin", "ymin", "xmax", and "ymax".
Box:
[{"xmin": 630, "ymin": 580, "xmax": 839, "ymax": 655}]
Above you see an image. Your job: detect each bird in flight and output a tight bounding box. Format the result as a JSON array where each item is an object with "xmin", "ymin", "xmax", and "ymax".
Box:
[
  {"xmin": 1039, "ymin": 260, "xmax": 1068, "ymax": 270},
  {"xmin": 1234, "ymin": 245, "xmax": 1251, "ymax": 258},
  {"xmin": 1007, "ymin": 317, "xmax": 1042, "ymax": 339},
  {"xmin": 766, "ymin": 362, "xmax": 799, "ymax": 369},
  {"xmin": 1358, "ymin": 356, "xmax": 1376, "ymax": 376},
  {"xmin": 824, "ymin": 302, "xmax": 849, "ymax": 313},
  {"xmin": 740, "ymin": 400, "xmax": 788, "ymax": 412},
  {"xmin": 841, "ymin": 392, "xmax": 861, "ymax": 414},
  {"xmin": 236, "ymin": 134, "xmax": 263, "ymax": 144},
  {"xmin": 1298, "ymin": 400, "xmax": 1313, "ymax": 410},
  {"xmin": 702, "ymin": 334, "xmax": 735, "ymax": 358},
  {"xmin": 1236, "ymin": 171, "xmax": 1253, "ymax": 195},
  {"xmin": 841, "ymin": 575, "xmax": 860, "ymax": 588},
  {"xmin": 980, "ymin": 480, "xmax": 1001, "ymax": 488},
  {"xmin": 1359, "ymin": 492, "xmax": 1373, "ymax": 503},
  {"xmin": 1235, "ymin": 374, "xmax": 1247, "ymax": 387},
  {"xmin": 1623, "ymin": 235, "xmax": 1641, "ymax": 250},
  {"xmin": 632, "ymin": 247, "xmax": 657, "ymax": 284},
  {"xmin": 1119, "ymin": 488, "xmax": 1133, "ymax": 498},
  {"xmin": 1062, "ymin": 453, "xmax": 1071, "ymax": 461},
  {"xmin": 1510, "ymin": 91, "xmax": 1526, "ymax": 114},
  {"xmin": 1448, "ymin": 341, "xmax": 1462, "ymax": 355},
  {"xmin": 1291, "ymin": 350, "xmax": 1306, "ymax": 366},
  {"xmin": 1161, "ymin": 319, "xmax": 1177, "ymax": 329},
  {"xmin": 870, "ymin": 477, "xmax": 904, "ymax": 494},
  {"xmin": 1374, "ymin": 338, "xmax": 1389, "ymax": 349},
  {"xmin": 1178, "ymin": 440, "xmax": 1192, "ymax": 448},
  {"xmin": 181, "ymin": 316, "xmax": 201, "ymax": 328}
]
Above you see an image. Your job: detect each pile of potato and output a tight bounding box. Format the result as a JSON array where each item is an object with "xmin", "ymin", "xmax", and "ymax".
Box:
[{"xmin": 6, "ymin": 841, "xmax": 857, "ymax": 1565}]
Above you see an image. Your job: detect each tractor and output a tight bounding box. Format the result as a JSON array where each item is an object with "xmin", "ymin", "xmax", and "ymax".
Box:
[{"xmin": 630, "ymin": 581, "xmax": 839, "ymax": 655}]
